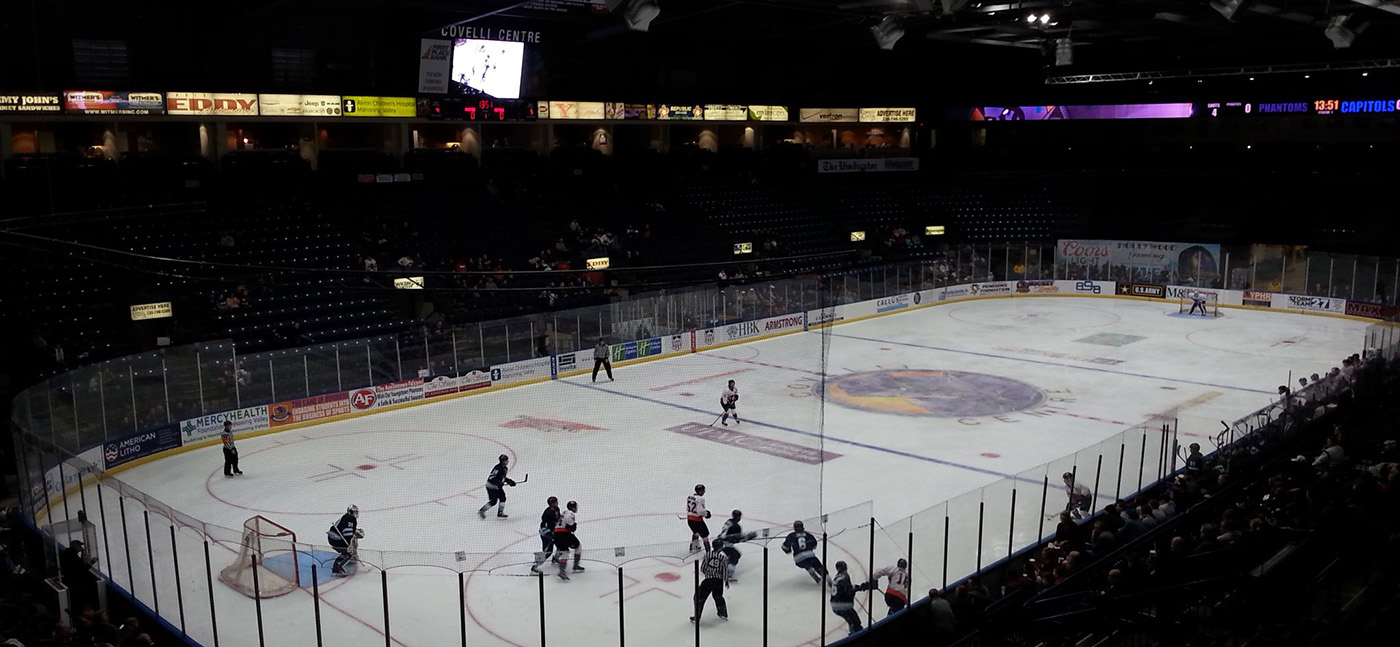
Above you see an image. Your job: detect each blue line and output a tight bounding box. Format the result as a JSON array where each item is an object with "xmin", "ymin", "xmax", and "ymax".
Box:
[
  {"xmin": 557, "ymin": 379, "xmax": 1022, "ymax": 481},
  {"xmin": 827, "ymin": 332, "xmax": 1276, "ymax": 395}
]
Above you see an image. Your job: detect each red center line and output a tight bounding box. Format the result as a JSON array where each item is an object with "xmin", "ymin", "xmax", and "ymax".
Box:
[{"xmin": 648, "ymin": 368, "xmax": 754, "ymax": 391}]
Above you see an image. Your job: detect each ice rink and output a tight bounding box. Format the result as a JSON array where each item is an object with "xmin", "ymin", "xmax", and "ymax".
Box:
[{"xmin": 63, "ymin": 296, "xmax": 1370, "ymax": 647}]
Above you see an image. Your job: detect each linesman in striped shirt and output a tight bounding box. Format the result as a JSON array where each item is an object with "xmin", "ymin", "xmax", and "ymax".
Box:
[{"xmin": 690, "ymin": 540, "xmax": 730, "ymax": 623}]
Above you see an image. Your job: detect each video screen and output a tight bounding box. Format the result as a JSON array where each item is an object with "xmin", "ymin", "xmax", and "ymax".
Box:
[{"xmin": 450, "ymin": 39, "xmax": 525, "ymax": 99}]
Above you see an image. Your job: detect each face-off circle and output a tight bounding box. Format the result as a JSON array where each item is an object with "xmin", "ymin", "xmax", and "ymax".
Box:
[{"xmin": 818, "ymin": 369, "xmax": 1046, "ymax": 417}]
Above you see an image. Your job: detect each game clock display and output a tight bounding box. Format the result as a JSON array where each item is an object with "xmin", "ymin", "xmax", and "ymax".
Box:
[{"xmin": 423, "ymin": 98, "xmax": 537, "ymax": 121}]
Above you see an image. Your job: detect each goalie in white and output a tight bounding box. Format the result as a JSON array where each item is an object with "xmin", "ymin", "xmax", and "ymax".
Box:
[
  {"xmin": 1188, "ymin": 291, "xmax": 1209, "ymax": 316},
  {"xmin": 328, "ymin": 504, "xmax": 364, "ymax": 576}
]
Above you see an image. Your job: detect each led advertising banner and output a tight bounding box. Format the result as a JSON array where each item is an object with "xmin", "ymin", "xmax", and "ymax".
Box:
[
  {"xmin": 129, "ymin": 302, "xmax": 173, "ymax": 321},
  {"xmin": 1056, "ymin": 240, "xmax": 1222, "ymax": 282},
  {"xmin": 747, "ymin": 105, "xmax": 788, "ymax": 121},
  {"xmin": 547, "ymin": 101, "xmax": 604, "ymax": 119},
  {"xmin": 704, "ymin": 104, "xmax": 747, "ymax": 121},
  {"xmin": 166, "ymin": 92, "xmax": 259, "ymax": 116},
  {"xmin": 859, "ymin": 107, "xmax": 916, "ymax": 122},
  {"xmin": 973, "ymin": 104, "xmax": 1194, "ymax": 120},
  {"xmin": 799, "ymin": 108, "xmax": 859, "ymax": 123},
  {"xmin": 0, "ymin": 93, "xmax": 63, "ymax": 113},
  {"xmin": 341, "ymin": 96, "xmax": 417, "ymax": 117},
  {"xmin": 656, "ymin": 104, "xmax": 704, "ymax": 120},
  {"xmin": 258, "ymin": 94, "xmax": 343, "ymax": 117},
  {"xmin": 64, "ymin": 91, "xmax": 165, "ymax": 115},
  {"xmin": 418, "ymin": 38, "xmax": 453, "ymax": 94},
  {"xmin": 623, "ymin": 103, "xmax": 653, "ymax": 119}
]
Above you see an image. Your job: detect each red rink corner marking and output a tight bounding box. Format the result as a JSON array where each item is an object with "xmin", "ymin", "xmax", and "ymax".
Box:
[{"xmin": 665, "ymin": 422, "xmax": 841, "ymax": 464}]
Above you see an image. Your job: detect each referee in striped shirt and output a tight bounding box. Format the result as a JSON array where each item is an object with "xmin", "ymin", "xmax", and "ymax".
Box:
[{"xmin": 691, "ymin": 540, "xmax": 730, "ymax": 623}]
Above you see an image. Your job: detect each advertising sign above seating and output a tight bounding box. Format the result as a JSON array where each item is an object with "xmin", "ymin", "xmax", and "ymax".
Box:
[
  {"xmin": 799, "ymin": 108, "xmax": 859, "ymax": 123},
  {"xmin": 656, "ymin": 104, "xmax": 704, "ymax": 120},
  {"xmin": 166, "ymin": 92, "xmax": 259, "ymax": 116},
  {"xmin": 259, "ymin": 94, "xmax": 343, "ymax": 117},
  {"xmin": 858, "ymin": 107, "xmax": 916, "ymax": 122},
  {"xmin": 63, "ymin": 91, "xmax": 165, "ymax": 115},
  {"xmin": 0, "ymin": 93, "xmax": 62, "ymax": 113},
  {"xmin": 704, "ymin": 104, "xmax": 747, "ymax": 121},
  {"xmin": 341, "ymin": 96, "xmax": 417, "ymax": 117},
  {"xmin": 747, "ymin": 105, "xmax": 788, "ymax": 121},
  {"xmin": 544, "ymin": 100, "xmax": 605, "ymax": 119},
  {"xmin": 817, "ymin": 158, "xmax": 919, "ymax": 173},
  {"xmin": 1055, "ymin": 239, "xmax": 1222, "ymax": 286}
]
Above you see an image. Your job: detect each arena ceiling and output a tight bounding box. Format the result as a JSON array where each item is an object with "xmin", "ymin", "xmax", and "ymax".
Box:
[{"xmin": 7, "ymin": 0, "xmax": 1400, "ymax": 101}]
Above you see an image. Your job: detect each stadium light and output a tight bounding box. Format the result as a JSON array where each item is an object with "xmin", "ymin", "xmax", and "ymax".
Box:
[
  {"xmin": 1211, "ymin": 0, "xmax": 1244, "ymax": 20},
  {"xmin": 1324, "ymin": 14, "xmax": 1365, "ymax": 49},
  {"xmin": 1026, "ymin": 14, "xmax": 1037, "ymax": 23},
  {"xmin": 870, "ymin": 15, "xmax": 905, "ymax": 50},
  {"xmin": 604, "ymin": 0, "xmax": 661, "ymax": 32}
]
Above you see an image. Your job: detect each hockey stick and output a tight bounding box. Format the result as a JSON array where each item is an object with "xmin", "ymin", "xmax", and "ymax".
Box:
[
  {"xmin": 708, "ymin": 413, "xmax": 724, "ymax": 426},
  {"xmin": 517, "ymin": 473, "xmax": 528, "ymax": 484}
]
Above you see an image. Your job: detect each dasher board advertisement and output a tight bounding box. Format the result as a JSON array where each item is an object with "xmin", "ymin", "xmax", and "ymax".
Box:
[
  {"xmin": 64, "ymin": 91, "xmax": 164, "ymax": 115},
  {"xmin": 166, "ymin": 92, "xmax": 259, "ymax": 116}
]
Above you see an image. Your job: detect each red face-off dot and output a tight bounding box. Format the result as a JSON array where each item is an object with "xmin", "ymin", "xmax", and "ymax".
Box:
[
  {"xmin": 980, "ymin": 453, "xmax": 1000, "ymax": 458},
  {"xmin": 357, "ymin": 464, "xmax": 376, "ymax": 470},
  {"xmin": 655, "ymin": 572, "xmax": 682, "ymax": 582}
]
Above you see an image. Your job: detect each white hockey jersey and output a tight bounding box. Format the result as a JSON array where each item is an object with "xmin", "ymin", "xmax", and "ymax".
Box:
[
  {"xmin": 685, "ymin": 494, "xmax": 708, "ymax": 522},
  {"xmin": 720, "ymin": 386, "xmax": 738, "ymax": 405},
  {"xmin": 870, "ymin": 564, "xmax": 910, "ymax": 601}
]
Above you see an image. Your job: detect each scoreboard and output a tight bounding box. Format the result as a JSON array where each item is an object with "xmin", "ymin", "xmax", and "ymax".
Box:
[
  {"xmin": 422, "ymin": 98, "xmax": 537, "ymax": 121},
  {"xmin": 1198, "ymin": 98, "xmax": 1400, "ymax": 117}
]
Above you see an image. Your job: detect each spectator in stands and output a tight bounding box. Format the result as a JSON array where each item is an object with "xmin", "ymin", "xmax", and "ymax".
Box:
[
  {"xmin": 59, "ymin": 540, "xmax": 97, "ymax": 614},
  {"xmin": 1117, "ymin": 508, "xmax": 1147, "ymax": 543},
  {"xmin": 1305, "ymin": 436, "xmax": 1346, "ymax": 469},
  {"xmin": 925, "ymin": 588, "xmax": 957, "ymax": 643},
  {"xmin": 219, "ymin": 231, "xmax": 235, "ymax": 247},
  {"xmin": 363, "ymin": 255, "xmax": 379, "ymax": 272},
  {"xmin": 1052, "ymin": 511, "xmax": 1084, "ymax": 551}
]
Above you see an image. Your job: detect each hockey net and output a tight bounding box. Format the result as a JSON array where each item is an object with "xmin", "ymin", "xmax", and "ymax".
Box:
[
  {"xmin": 1178, "ymin": 291, "xmax": 1221, "ymax": 317},
  {"xmin": 219, "ymin": 515, "xmax": 300, "ymax": 598}
]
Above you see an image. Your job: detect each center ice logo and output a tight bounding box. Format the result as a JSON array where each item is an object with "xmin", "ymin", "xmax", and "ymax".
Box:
[{"xmin": 819, "ymin": 369, "xmax": 1046, "ymax": 417}]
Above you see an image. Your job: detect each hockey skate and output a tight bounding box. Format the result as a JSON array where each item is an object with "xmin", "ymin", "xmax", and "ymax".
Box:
[
  {"xmin": 557, "ymin": 569, "xmax": 570, "ymax": 581},
  {"xmin": 478, "ymin": 509, "xmax": 486, "ymax": 519},
  {"xmin": 572, "ymin": 564, "xmax": 586, "ymax": 572},
  {"xmin": 497, "ymin": 512, "xmax": 509, "ymax": 518},
  {"xmin": 530, "ymin": 564, "xmax": 544, "ymax": 574}
]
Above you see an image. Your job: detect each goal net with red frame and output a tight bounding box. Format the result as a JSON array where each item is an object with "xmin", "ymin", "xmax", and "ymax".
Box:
[
  {"xmin": 219, "ymin": 515, "xmax": 301, "ymax": 598},
  {"xmin": 1178, "ymin": 291, "xmax": 1222, "ymax": 317}
]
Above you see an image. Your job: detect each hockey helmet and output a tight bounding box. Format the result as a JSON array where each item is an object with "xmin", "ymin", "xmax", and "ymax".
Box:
[
  {"xmin": 793, "ymin": 520, "xmax": 804, "ymax": 531},
  {"xmin": 695, "ymin": 484, "xmax": 706, "ymax": 494},
  {"xmin": 347, "ymin": 504, "xmax": 359, "ymax": 517},
  {"xmin": 499, "ymin": 454, "xmax": 509, "ymax": 463},
  {"xmin": 547, "ymin": 496, "xmax": 559, "ymax": 505},
  {"xmin": 897, "ymin": 558, "xmax": 908, "ymax": 569},
  {"xmin": 732, "ymin": 509, "xmax": 742, "ymax": 518},
  {"xmin": 567, "ymin": 500, "xmax": 578, "ymax": 511},
  {"xmin": 835, "ymin": 561, "xmax": 848, "ymax": 571},
  {"xmin": 1062, "ymin": 472, "xmax": 1075, "ymax": 480}
]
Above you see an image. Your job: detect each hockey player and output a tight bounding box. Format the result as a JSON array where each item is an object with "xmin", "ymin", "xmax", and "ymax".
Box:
[
  {"xmin": 830, "ymin": 561, "xmax": 865, "ymax": 635},
  {"xmin": 719, "ymin": 380, "xmax": 740, "ymax": 426},
  {"xmin": 550, "ymin": 501, "xmax": 585, "ymax": 580},
  {"xmin": 220, "ymin": 421, "xmax": 242, "ymax": 477},
  {"xmin": 718, "ymin": 509, "xmax": 757, "ymax": 581},
  {"xmin": 531, "ymin": 497, "xmax": 561, "ymax": 574},
  {"xmin": 1189, "ymin": 291, "xmax": 1208, "ymax": 316},
  {"xmin": 685, "ymin": 484, "xmax": 712, "ymax": 553},
  {"xmin": 781, "ymin": 520, "xmax": 827, "ymax": 584},
  {"xmin": 690, "ymin": 540, "xmax": 729, "ymax": 624},
  {"xmin": 477, "ymin": 454, "xmax": 517, "ymax": 519},
  {"xmin": 327, "ymin": 505, "xmax": 363, "ymax": 576},
  {"xmin": 867, "ymin": 558, "xmax": 911, "ymax": 616},
  {"xmin": 1062, "ymin": 472, "xmax": 1092, "ymax": 519}
]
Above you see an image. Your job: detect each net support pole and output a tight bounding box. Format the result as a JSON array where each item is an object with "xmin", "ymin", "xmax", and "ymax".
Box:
[
  {"xmin": 458, "ymin": 572, "xmax": 466, "ymax": 647},
  {"xmin": 1038, "ymin": 475, "xmax": 1049, "ymax": 539},
  {"xmin": 204, "ymin": 540, "xmax": 219, "ymax": 647},
  {"xmin": 119, "ymin": 497, "xmax": 134, "ymax": 589},
  {"xmin": 821, "ymin": 533, "xmax": 828, "ymax": 645},
  {"xmin": 975, "ymin": 501, "xmax": 985, "ymax": 574},
  {"xmin": 538, "ymin": 570, "xmax": 547, "ymax": 647},
  {"xmin": 906, "ymin": 530, "xmax": 914, "ymax": 599},
  {"xmin": 1092, "ymin": 456, "xmax": 1103, "ymax": 510},
  {"xmin": 1116, "ymin": 443, "xmax": 1126, "ymax": 500},
  {"xmin": 763, "ymin": 545, "xmax": 769, "ymax": 647},
  {"xmin": 1138, "ymin": 433, "xmax": 1148, "ymax": 492},
  {"xmin": 95, "ymin": 484, "xmax": 110, "ymax": 582},
  {"xmin": 1007, "ymin": 489, "xmax": 1017, "ymax": 558},
  {"xmin": 170, "ymin": 526, "xmax": 186, "ymax": 633},
  {"xmin": 381, "ymin": 570, "xmax": 390, "ymax": 647},
  {"xmin": 252, "ymin": 555, "xmax": 266, "ymax": 647},
  {"xmin": 144, "ymin": 511, "xmax": 159, "ymax": 614},
  {"xmin": 618, "ymin": 567, "xmax": 625, "ymax": 647},
  {"xmin": 313, "ymin": 565, "xmax": 324, "ymax": 647},
  {"xmin": 866, "ymin": 519, "xmax": 875, "ymax": 629},
  {"xmin": 941, "ymin": 514, "xmax": 949, "ymax": 589}
]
